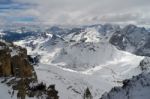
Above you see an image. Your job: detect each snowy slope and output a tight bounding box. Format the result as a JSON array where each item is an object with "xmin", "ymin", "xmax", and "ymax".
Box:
[
  {"xmin": 0, "ymin": 80, "xmax": 18, "ymax": 99},
  {"xmin": 35, "ymin": 51, "xmax": 143, "ymax": 99},
  {"xmin": 52, "ymin": 42, "xmax": 135, "ymax": 71}
]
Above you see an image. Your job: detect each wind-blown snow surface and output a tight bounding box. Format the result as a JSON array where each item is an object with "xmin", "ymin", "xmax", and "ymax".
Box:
[
  {"xmin": 13, "ymin": 26, "xmax": 145, "ymax": 99},
  {"xmin": 0, "ymin": 81, "xmax": 17, "ymax": 99}
]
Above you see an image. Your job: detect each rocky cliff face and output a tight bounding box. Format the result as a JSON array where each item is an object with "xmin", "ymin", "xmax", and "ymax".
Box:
[
  {"xmin": 0, "ymin": 41, "xmax": 33, "ymax": 77},
  {"xmin": 139, "ymin": 57, "xmax": 150, "ymax": 72},
  {"xmin": 0, "ymin": 43, "xmax": 11, "ymax": 76},
  {"xmin": 0, "ymin": 41, "xmax": 59, "ymax": 99}
]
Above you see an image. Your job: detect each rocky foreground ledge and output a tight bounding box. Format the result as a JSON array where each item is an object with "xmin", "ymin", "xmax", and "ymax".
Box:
[{"xmin": 0, "ymin": 41, "xmax": 59, "ymax": 99}]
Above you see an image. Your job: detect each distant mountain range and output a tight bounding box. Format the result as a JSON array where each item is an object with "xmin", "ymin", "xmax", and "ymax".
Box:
[{"xmin": 0, "ymin": 24, "xmax": 150, "ymax": 99}]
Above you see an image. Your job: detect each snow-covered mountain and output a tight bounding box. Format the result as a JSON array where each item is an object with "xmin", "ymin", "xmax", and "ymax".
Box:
[
  {"xmin": 12, "ymin": 24, "xmax": 147, "ymax": 99},
  {"xmin": 110, "ymin": 24, "xmax": 150, "ymax": 56},
  {"xmin": 1, "ymin": 24, "xmax": 150, "ymax": 99}
]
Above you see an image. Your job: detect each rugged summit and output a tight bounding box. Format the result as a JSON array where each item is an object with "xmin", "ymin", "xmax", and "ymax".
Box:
[{"xmin": 0, "ymin": 41, "xmax": 33, "ymax": 77}]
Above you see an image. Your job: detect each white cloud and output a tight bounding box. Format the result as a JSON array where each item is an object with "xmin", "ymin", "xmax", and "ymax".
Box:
[{"xmin": 1, "ymin": 0, "xmax": 150, "ymax": 25}]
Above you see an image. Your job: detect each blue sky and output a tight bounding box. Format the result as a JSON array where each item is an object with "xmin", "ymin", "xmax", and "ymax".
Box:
[
  {"xmin": 0, "ymin": 0, "xmax": 36, "ymax": 24},
  {"xmin": 0, "ymin": 0, "xmax": 150, "ymax": 26}
]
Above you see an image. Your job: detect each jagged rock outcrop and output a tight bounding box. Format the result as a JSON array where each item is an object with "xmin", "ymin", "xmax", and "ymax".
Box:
[
  {"xmin": 28, "ymin": 55, "xmax": 40, "ymax": 65},
  {"xmin": 83, "ymin": 88, "xmax": 93, "ymax": 99},
  {"xmin": 0, "ymin": 41, "xmax": 33, "ymax": 77},
  {"xmin": 0, "ymin": 42, "xmax": 12, "ymax": 76},
  {"xmin": 11, "ymin": 47, "xmax": 33, "ymax": 77},
  {"xmin": 0, "ymin": 41, "xmax": 37, "ymax": 99},
  {"xmin": 0, "ymin": 41, "xmax": 59, "ymax": 99},
  {"xmin": 139, "ymin": 57, "xmax": 150, "ymax": 72},
  {"xmin": 100, "ymin": 73, "xmax": 150, "ymax": 99}
]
